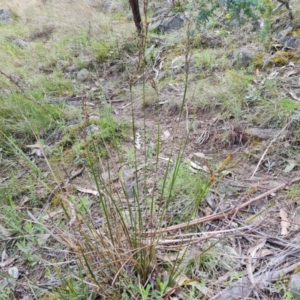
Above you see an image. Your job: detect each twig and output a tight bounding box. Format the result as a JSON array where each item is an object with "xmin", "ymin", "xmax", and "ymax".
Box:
[
  {"xmin": 185, "ymin": 103, "xmax": 189, "ymax": 134},
  {"xmin": 250, "ymin": 120, "xmax": 292, "ymax": 180},
  {"xmin": 145, "ymin": 177, "xmax": 300, "ymax": 235},
  {"xmin": 276, "ymin": 0, "xmax": 294, "ymax": 20}
]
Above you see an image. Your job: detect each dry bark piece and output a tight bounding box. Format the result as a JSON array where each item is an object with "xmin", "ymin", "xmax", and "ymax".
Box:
[
  {"xmin": 244, "ymin": 128, "xmax": 291, "ymax": 140},
  {"xmin": 280, "ymin": 209, "xmax": 290, "ymax": 236}
]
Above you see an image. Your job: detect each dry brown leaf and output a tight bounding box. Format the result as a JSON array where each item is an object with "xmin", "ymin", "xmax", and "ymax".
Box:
[
  {"xmin": 162, "ymin": 130, "xmax": 171, "ymax": 141},
  {"xmin": 173, "ymin": 273, "xmax": 213, "ymax": 297},
  {"xmin": 157, "ymin": 247, "xmax": 188, "ymax": 262},
  {"xmin": 0, "ymin": 224, "xmax": 11, "ymax": 239},
  {"xmin": 188, "ymin": 159, "xmax": 209, "ymax": 172},
  {"xmin": 259, "ymin": 248, "xmax": 273, "ymax": 257},
  {"xmin": 284, "ymin": 70, "xmax": 299, "ymax": 77},
  {"xmin": 267, "ymin": 71, "xmax": 278, "ymax": 79},
  {"xmin": 288, "ymin": 92, "xmax": 300, "ymax": 101},
  {"xmin": 280, "ymin": 209, "xmax": 290, "ymax": 236},
  {"xmin": 74, "ymin": 185, "xmax": 99, "ymax": 196},
  {"xmin": 284, "ymin": 161, "xmax": 297, "ymax": 173},
  {"xmin": 247, "ymin": 239, "xmax": 266, "ymax": 258},
  {"xmin": 246, "ymin": 239, "xmax": 266, "ymax": 286},
  {"xmin": 135, "ymin": 132, "xmax": 141, "ymax": 149},
  {"xmin": 20, "ymin": 196, "xmax": 30, "ymax": 205},
  {"xmin": 42, "ymin": 209, "xmax": 64, "ymax": 221},
  {"xmin": 0, "ymin": 256, "xmax": 16, "ymax": 268},
  {"xmin": 67, "ymin": 200, "xmax": 76, "ymax": 228},
  {"xmin": 1, "ymin": 250, "xmax": 8, "ymax": 262},
  {"xmin": 193, "ymin": 152, "xmax": 212, "ymax": 160},
  {"xmin": 26, "ymin": 143, "xmax": 44, "ymax": 157},
  {"xmin": 255, "ymin": 68, "xmax": 260, "ymax": 78}
]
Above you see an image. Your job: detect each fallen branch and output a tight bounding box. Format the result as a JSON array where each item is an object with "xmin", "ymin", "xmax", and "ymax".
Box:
[{"xmin": 146, "ymin": 177, "xmax": 300, "ymax": 235}]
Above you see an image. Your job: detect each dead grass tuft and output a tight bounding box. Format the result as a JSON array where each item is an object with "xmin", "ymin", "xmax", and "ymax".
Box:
[{"xmin": 2, "ymin": 0, "xmax": 133, "ymax": 39}]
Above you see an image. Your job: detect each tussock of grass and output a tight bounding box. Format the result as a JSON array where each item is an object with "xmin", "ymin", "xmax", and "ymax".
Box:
[
  {"xmin": 193, "ymin": 69, "xmax": 253, "ymax": 117},
  {"xmin": 0, "ymin": 92, "xmax": 63, "ymax": 143}
]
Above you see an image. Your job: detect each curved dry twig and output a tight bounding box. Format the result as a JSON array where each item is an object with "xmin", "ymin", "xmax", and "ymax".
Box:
[{"xmin": 146, "ymin": 177, "xmax": 300, "ymax": 236}]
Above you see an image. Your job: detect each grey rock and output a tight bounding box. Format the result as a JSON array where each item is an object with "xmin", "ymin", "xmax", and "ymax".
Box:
[
  {"xmin": 0, "ymin": 8, "xmax": 12, "ymax": 23},
  {"xmin": 252, "ymin": 20, "xmax": 263, "ymax": 32},
  {"xmin": 12, "ymin": 38, "xmax": 26, "ymax": 48},
  {"xmin": 56, "ymin": 60, "xmax": 67, "ymax": 71},
  {"xmin": 150, "ymin": 13, "xmax": 184, "ymax": 33},
  {"xmin": 66, "ymin": 64, "xmax": 77, "ymax": 73},
  {"xmin": 289, "ymin": 273, "xmax": 300, "ymax": 300},
  {"xmin": 280, "ymin": 34, "xmax": 300, "ymax": 49},
  {"xmin": 86, "ymin": 124, "xmax": 99, "ymax": 135},
  {"xmin": 233, "ymin": 47, "xmax": 255, "ymax": 68},
  {"xmin": 126, "ymin": 13, "xmax": 133, "ymax": 21},
  {"xmin": 76, "ymin": 68, "xmax": 90, "ymax": 81},
  {"xmin": 277, "ymin": 26, "xmax": 293, "ymax": 40},
  {"xmin": 65, "ymin": 64, "xmax": 77, "ymax": 78},
  {"xmin": 160, "ymin": 13, "xmax": 184, "ymax": 32}
]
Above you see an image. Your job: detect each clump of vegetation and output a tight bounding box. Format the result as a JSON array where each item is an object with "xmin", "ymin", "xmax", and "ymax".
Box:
[{"xmin": 195, "ymin": 0, "xmax": 274, "ymax": 27}]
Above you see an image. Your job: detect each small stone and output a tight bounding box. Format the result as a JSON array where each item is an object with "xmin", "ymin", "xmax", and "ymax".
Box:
[
  {"xmin": 289, "ymin": 273, "xmax": 300, "ymax": 300},
  {"xmin": 233, "ymin": 47, "xmax": 255, "ymax": 68},
  {"xmin": 13, "ymin": 38, "xmax": 26, "ymax": 48},
  {"xmin": 66, "ymin": 64, "xmax": 77, "ymax": 73},
  {"xmin": 160, "ymin": 13, "xmax": 184, "ymax": 32},
  {"xmin": 86, "ymin": 124, "xmax": 99, "ymax": 135},
  {"xmin": 126, "ymin": 14, "xmax": 133, "ymax": 21},
  {"xmin": 8, "ymin": 267, "xmax": 19, "ymax": 279},
  {"xmin": 280, "ymin": 35, "xmax": 300, "ymax": 49},
  {"xmin": 277, "ymin": 26, "xmax": 293, "ymax": 40},
  {"xmin": 76, "ymin": 68, "xmax": 90, "ymax": 82},
  {"xmin": 0, "ymin": 8, "xmax": 12, "ymax": 23},
  {"xmin": 252, "ymin": 20, "xmax": 263, "ymax": 32},
  {"xmin": 56, "ymin": 60, "xmax": 67, "ymax": 71}
]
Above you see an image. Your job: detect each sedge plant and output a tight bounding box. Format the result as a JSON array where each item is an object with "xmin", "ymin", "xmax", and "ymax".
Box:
[{"xmin": 0, "ymin": 0, "xmax": 283, "ymax": 299}]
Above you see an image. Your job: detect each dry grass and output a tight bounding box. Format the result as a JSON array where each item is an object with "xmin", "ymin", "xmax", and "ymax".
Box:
[{"xmin": 2, "ymin": 0, "xmax": 133, "ymax": 39}]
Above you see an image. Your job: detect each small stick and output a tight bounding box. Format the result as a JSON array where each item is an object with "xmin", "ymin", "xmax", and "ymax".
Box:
[
  {"xmin": 145, "ymin": 176, "xmax": 300, "ymax": 235},
  {"xmin": 250, "ymin": 120, "xmax": 291, "ymax": 180}
]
